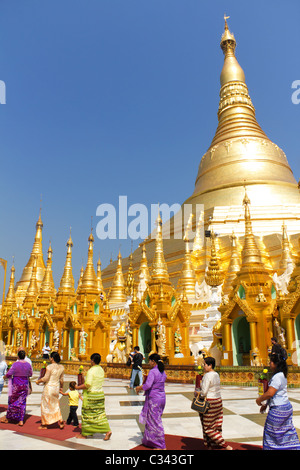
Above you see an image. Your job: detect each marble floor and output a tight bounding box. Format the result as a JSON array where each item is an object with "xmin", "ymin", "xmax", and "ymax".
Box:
[{"xmin": 1, "ymin": 371, "xmax": 300, "ymax": 451}]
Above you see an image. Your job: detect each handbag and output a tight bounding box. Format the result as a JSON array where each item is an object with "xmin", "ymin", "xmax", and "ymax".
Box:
[{"xmin": 191, "ymin": 393, "xmax": 210, "ymax": 414}]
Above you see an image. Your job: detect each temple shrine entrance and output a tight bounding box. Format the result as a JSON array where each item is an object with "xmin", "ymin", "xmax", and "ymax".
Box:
[
  {"xmin": 138, "ymin": 322, "xmax": 151, "ymax": 361},
  {"xmin": 232, "ymin": 315, "xmax": 251, "ymax": 366}
]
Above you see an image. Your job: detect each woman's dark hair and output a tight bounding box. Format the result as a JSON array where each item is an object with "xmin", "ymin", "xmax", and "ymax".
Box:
[
  {"xmin": 269, "ymin": 353, "xmax": 288, "ymax": 378},
  {"xmin": 18, "ymin": 350, "xmax": 26, "ymax": 360},
  {"xmin": 204, "ymin": 356, "xmax": 216, "ymax": 369},
  {"xmin": 50, "ymin": 351, "xmax": 61, "ymax": 363},
  {"xmin": 149, "ymin": 353, "xmax": 164, "ymax": 373},
  {"xmin": 91, "ymin": 353, "xmax": 101, "ymax": 364}
]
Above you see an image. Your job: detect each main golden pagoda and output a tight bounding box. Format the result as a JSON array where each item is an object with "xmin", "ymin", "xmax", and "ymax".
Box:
[
  {"xmin": 1, "ymin": 17, "xmax": 300, "ymax": 368},
  {"xmin": 101, "ymin": 17, "xmax": 300, "ymax": 366}
]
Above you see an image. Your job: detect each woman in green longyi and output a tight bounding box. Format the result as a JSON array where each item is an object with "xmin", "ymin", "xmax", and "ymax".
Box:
[{"xmin": 76, "ymin": 353, "xmax": 111, "ymax": 440}]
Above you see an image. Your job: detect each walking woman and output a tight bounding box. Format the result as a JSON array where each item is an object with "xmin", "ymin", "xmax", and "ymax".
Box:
[
  {"xmin": 0, "ymin": 350, "xmax": 32, "ymax": 426},
  {"xmin": 75, "ymin": 353, "xmax": 111, "ymax": 440},
  {"xmin": 198, "ymin": 356, "xmax": 232, "ymax": 450},
  {"xmin": 136, "ymin": 353, "xmax": 167, "ymax": 450},
  {"xmin": 36, "ymin": 351, "xmax": 65, "ymax": 430},
  {"xmin": 256, "ymin": 353, "xmax": 300, "ymax": 450}
]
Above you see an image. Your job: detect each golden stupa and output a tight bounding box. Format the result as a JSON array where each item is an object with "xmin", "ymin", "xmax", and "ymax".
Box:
[{"xmin": 102, "ymin": 16, "xmax": 300, "ymax": 289}]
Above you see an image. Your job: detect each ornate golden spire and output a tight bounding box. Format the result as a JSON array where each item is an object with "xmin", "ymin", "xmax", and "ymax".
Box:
[
  {"xmin": 139, "ymin": 243, "xmax": 151, "ymax": 283},
  {"xmin": 15, "ymin": 210, "xmax": 45, "ymax": 303},
  {"xmin": 222, "ymin": 231, "xmax": 241, "ymax": 295},
  {"xmin": 23, "ymin": 255, "xmax": 39, "ymax": 302},
  {"xmin": 240, "ymin": 189, "xmax": 264, "ymax": 269},
  {"xmin": 78, "ymin": 231, "xmax": 98, "ymax": 294},
  {"xmin": 177, "ymin": 214, "xmax": 196, "ymax": 297},
  {"xmin": 205, "ymin": 230, "xmax": 223, "ymax": 287},
  {"xmin": 77, "ymin": 265, "xmax": 84, "ymax": 292},
  {"xmin": 57, "ymin": 233, "xmax": 75, "ymax": 295},
  {"xmin": 38, "ymin": 242, "xmax": 56, "ymax": 299},
  {"xmin": 125, "ymin": 252, "xmax": 135, "ymax": 297},
  {"xmin": 108, "ymin": 251, "xmax": 127, "ymax": 303},
  {"xmin": 97, "ymin": 256, "xmax": 104, "ymax": 294},
  {"xmin": 4, "ymin": 264, "xmax": 17, "ymax": 306},
  {"xmin": 190, "ymin": 16, "xmax": 299, "ymax": 209},
  {"xmin": 151, "ymin": 210, "xmax": 170, "ymax": 283},
  {"xmin": 220, "ymin": 14, "xmax": 246, "ymax": 86},
  {"xmin": 278, "ymin": 223, "xmax": 294, "ymax": 274}
]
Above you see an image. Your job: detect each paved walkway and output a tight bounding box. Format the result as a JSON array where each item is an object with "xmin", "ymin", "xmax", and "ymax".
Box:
[{"xmin": 1, "ymin": 371, "xmax": 300, "ymax": 451}]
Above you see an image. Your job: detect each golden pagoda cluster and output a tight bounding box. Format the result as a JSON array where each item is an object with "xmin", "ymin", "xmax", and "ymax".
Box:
[
  {"xmin": 0, "ymin": 209, "xmax": 195, "ymax": 365},
  {"xmin": 2, "ymin": 17, "xmax": 300, "ymax": 368}
]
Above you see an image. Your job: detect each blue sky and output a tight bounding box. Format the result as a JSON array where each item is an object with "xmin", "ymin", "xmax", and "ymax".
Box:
[{"xmin": 0, "ymin": 0, "xmax": 299, "ymax": 294}]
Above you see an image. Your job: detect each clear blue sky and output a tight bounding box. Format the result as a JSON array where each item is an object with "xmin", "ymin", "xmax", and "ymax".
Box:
[{"xmin": 0, "ymin": 0, "xmax": 299, "ymax": 293}]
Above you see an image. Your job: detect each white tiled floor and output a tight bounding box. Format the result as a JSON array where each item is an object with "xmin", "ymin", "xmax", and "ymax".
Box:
[{"xmin": 1, "ymin": 371, "xmax": 300, "ymax": 451}]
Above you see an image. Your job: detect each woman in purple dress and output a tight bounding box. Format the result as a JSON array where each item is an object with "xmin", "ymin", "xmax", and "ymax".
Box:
[
  {"xmin": 136, "ymin": 353, "xmax": 167, "ymax": 450},
  {"xmin": 0, "ymin": 349, "xmax": 32, "ymax": 426}
]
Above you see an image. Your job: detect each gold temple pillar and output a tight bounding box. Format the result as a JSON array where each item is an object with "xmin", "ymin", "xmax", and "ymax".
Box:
[
  {"xmin": 132, "ymin": 326, "xmax": 139, "ymax": 348},
  {"xmin": 49, "ymin": 330, "xmax": 53, "ymax": 349},
  {"xmin": 150, "ymin": 323, "xmax": 156, "ymax": 353},
  {"xmin": 249, "ymin": 321, "xmax": 258, "ymax": 350},
  {"xmin": 74, "ymin": 329, "xmax": 79, "ymax": 352},
  {"xmin": 285, "ymin": 317, "xmax": 295, "ymax": 365},
  {"xmin": 221, "ymin": 320, "xmax": 232, "ymax": 365},
  {"xmin": 7, "ymin": 329, "xmax": 12, "ymax": 346},
  {"xmin": 165, "ymin": 324, "xmax": 173, "ymax": 357},
  {"xmin": 28, "ymin": 330, "xmax": 33, "ymax": 350}
]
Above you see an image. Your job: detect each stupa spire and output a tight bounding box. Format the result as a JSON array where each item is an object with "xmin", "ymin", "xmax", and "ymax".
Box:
[
  {"xmin": 190, "ymin": 16, "xmax": 298, "ymax": 209},
  {"xmin": 222, "ymin": 231, "xmax": 241, "ymax": 295},
  {"xmin": 15, "ymin": 209, "xmax": 45, "ymax": 303},
  {"xmin": 151, "ymin": 209, "xmax": 169, "ymax": 283},
  {"xmin": 23, "ymin": 255, "xmax": 39, "ymax": 301},
  {"xmin": 279, "ymin": 223, "xmax": 294, "ymax": 274},
  {"xmin": 78, "ymin": 230, "xmax": 98, "ymax": 294},
  {"xmin": 58, "ymin": 231, "xmax": 75, "ymax": 295},
  {"xmin": 177, "ymin": 214, "xmax": 196, "ymax": 297},
  {"xmin": 240, "ymin": 189, "xmax": 264, "ymax": 269},
  {"xmin": 38, "ymin": 242, "xmax": 56, "ymax": 298},
  {"xmin": 97, "ymin": 256, "xmax": 104, "ymax": 294},
  {"xmin": 139, "ymin": 243, "xmax": 151, "ymax": 283},
  {"xmin": 108, "ymin": 251, "xmax": 127, "ymax": 304},
  {"xmin": 205, "ymin": 230, "xmax": 223, "ymax": 287},
  {"xmin": 5, "ymin": 264, "xmax": 17, "ymax": 306}
]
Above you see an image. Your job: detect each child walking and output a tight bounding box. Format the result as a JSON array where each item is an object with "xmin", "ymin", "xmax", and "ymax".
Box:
[{"xmin": 60, "ymin": 381, "xmax": 82, "ymax": 427}]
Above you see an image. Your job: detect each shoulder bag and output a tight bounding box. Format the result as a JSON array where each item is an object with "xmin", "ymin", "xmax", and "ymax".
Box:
[{"xmin": 191, "ymin": 393, "xmax": 210, "ymax": 414}]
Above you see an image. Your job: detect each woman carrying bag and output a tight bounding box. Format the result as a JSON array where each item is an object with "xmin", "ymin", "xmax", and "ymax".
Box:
[{"xmin": 197, "ymin": 356, "xmax": 232, "ymax": 450}]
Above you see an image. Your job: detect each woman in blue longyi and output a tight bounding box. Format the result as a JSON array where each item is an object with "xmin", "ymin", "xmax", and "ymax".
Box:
[{"xmin": 256, "ymin": 353, "xmax": 300, "ymax": 450}]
